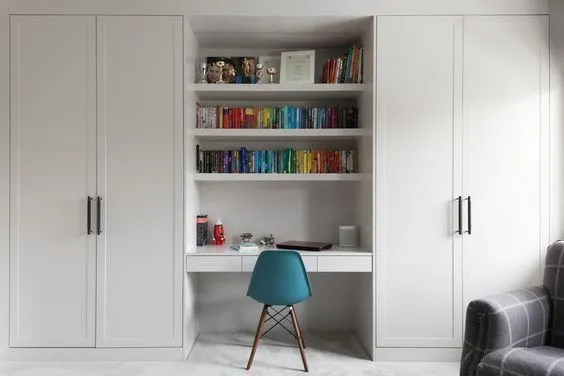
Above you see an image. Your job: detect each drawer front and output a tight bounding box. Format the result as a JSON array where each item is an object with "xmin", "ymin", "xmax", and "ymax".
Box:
[
  {"xmin": 186, "ymin": 256, "xmax": 241, "ymax": 272},
  {"xmin": 242, "ymin": 255, "xmax": 318, "ymax": 272},
  {"xmin": 317, "ymin": 256, "xmax": 372, "ymax": 272}
]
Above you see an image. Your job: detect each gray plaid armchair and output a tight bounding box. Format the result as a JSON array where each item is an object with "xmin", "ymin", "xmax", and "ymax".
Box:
[{"xmin": 460, "ymin": 241, "xmax": 564, "ymax": 376}]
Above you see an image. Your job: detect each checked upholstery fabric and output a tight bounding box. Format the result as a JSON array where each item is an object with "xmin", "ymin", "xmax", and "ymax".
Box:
[{"xmin": 460, "ymin": 241, "xmax": 564, "ymax": 376}]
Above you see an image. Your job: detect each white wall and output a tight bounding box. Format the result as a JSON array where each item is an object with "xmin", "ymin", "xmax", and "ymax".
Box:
[
  {"xmin": 0, "ymin": 0, "xmax": 9, "ymax": 359},
  {"xmin": 1, "ymin": 0, "xmax": 550, "ymax": 16},
  {"xmin": 551, "ymin": 0, "xmax": 564, "ymax": 242},
  {"xmin": 197, "ymin": 273, "xmax": 363, "ymax": 333}
]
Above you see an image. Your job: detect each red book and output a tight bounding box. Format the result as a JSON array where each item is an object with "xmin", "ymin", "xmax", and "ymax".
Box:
[
  {"xmin": 222, "ymin": 107, "xmax": 228, "ymax": 129},
  {"xmin": 228, "ymin": 108, "xmax": 233, "ymax": 129}
]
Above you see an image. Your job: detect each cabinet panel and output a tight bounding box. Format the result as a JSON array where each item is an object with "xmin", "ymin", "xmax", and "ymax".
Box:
[
  {"xmin": 242, "ymin": 255, "xmax": 318, "ymax": 272},
  {"xmin": 9, "ymin": 15, "xmax": 97, "ymax": 347},
  {"xmin": 96, "ymin": 16, "xmax": 183, "ymax": 348},
  {"xmin": 463, "ymin": 16, "xmax": 549, "ymax": 305},
  {"xmin": 188, "ymin": 256, "xmax": 242, "ymax": 272},
  {"xmin": 317, "ymin": 256, "xmax": 371, "ymax": 272},
  {"xmin": 376, "ymin": 16, "xmax": 463, "ymax": 348}
]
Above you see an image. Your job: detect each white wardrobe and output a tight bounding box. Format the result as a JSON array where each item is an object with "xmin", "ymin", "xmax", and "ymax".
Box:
[
  {"xmin": 376, "ymin": 15, "xmax": 549, "ymax": 355},
  {"xmin": 9, "ymin": 15, "xmax": 183, "ymax": 348}
]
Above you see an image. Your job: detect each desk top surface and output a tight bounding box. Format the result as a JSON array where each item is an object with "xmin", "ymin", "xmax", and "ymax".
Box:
[{"xmin": 186, "ymin": 245, "xmax": 372, "ymax": 256}]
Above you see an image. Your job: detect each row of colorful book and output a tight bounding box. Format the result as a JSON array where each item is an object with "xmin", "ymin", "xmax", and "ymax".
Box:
[
  {"xmin": 322, "ymin": 45, "xmax": 364, "ymax": 84},
  {"xmin": 196, "ymin": 105, "xmax": 358, "ymax": 129},
  {"xmin": 196, "ymin": 146, "xmax": 356, "ymax": 174}
]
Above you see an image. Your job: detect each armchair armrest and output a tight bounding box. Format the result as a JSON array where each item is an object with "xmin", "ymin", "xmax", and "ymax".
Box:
[{"xmin": 460, "ymin": 286, "xmax": 550, "ymax": 376}]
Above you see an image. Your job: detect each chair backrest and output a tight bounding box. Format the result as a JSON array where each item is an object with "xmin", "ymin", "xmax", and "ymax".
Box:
[
  {"xmin": 247, "ymin": 250, "xmax": 312, "ymax": 306},
  {"xmin": 544, "ymin": 241, "xmax": 564, "ymax": 348}
]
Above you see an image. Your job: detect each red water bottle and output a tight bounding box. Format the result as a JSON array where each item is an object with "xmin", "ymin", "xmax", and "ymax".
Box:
[{"xmin": 212, "ymin": 219, "xmax": 226, "ymax": 246}]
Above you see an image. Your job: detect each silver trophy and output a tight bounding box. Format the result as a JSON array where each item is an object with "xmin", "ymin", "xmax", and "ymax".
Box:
[
  {"xmin": 266, "ymin": 67, "xmax": 278, "ymax": 84},
  {"xmin": 255, "ymin": 63, "xmax": 265, "ymax": 84},
  {"xmin": 199, "ymin": 63, "xmax": 208, "ymax": 84}
]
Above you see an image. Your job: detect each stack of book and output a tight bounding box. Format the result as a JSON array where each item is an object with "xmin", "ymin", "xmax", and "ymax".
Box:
[
  {"xmin": 196, "ymin": 105, "xmax": 358, "ymax": 129},
  {"xmin": 196, "ymin": 147, "xmax": 356, "ymax": 174},
  {"xmin": 322, "ymin": 45, "xmax": 363, "ymax": 84}
]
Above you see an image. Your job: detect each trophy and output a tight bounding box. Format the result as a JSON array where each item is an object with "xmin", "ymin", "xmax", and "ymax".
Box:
[
  {"xmin": 266, "ymin": 67, "xmax": 278, "ymax": 84},
  {"xmin": 255, "ymin": 63, "xmax": 265, "ymax": 84},
  {"xmin": 215, "ymin": 61, "xmax": 226, "ymax": 84},
  {"xmin": 199, "ymin": 63, "xmax": 208, "ymax": 84}
]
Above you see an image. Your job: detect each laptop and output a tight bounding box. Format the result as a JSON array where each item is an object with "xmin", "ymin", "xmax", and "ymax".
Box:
[{"xmin": 276, "ymin": 241, "xmax": 333, "ymax": 252}]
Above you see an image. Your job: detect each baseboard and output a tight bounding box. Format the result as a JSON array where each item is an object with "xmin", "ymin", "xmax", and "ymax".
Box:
[
  {"xmin": 374, "ymin": 347, "xmax": 461, "ymax": 362},
  {"xmin": 2, "ymin": 347, "xmax": 184, "ymax": 361}
]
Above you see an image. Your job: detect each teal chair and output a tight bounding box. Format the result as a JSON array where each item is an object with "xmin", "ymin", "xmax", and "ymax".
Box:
[{"xmin": 246, "ymin": 250, "xmax": 312, "ymax": 372}]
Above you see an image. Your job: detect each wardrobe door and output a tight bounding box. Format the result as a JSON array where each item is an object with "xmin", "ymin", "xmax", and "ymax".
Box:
[
  {"xmin": 463, "ymin": 16, "xmax": 550, "ymax": 306},
  {"xmin": 96, "ymin": 16, "xmax": 183, "ymax": 347},
  {"xmin": 9, "ymin": 16, "xmax": 97, "ymax": 347},
  {"xmin": 376, "ymin": 16, "xmax": 463, "ymax": 348}
]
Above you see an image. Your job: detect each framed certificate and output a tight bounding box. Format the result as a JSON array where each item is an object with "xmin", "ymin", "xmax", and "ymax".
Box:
[{"xmin": 280, "ymin": 50, "xmax": 315, "ymax": 84}]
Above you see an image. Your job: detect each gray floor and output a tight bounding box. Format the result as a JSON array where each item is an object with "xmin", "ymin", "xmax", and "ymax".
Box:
[{"xmin": 0, "ymin": 332, "xmax": 460, "ymax": 375}]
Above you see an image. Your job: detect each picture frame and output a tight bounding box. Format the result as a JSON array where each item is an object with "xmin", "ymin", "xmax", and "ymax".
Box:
[
  {"xmin": 258, "ymin": 55, "xmax": 281, "ymax": 84},
  {"xmin": 279, "ymin": 50, "xmax": 315, "ymax": 84}
]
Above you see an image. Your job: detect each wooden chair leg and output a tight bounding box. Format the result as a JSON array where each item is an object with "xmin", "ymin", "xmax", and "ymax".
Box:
[
  {"xmin": 246, "ymin": 305, "xmax": 268, "ymax": 370},
  {"xmin": 292, "ymin": 307, "xmax": 306, "ymax": 349},
  {"xmin": 290, "ymin": 306, "xmax": 309, "ymax": 372}
]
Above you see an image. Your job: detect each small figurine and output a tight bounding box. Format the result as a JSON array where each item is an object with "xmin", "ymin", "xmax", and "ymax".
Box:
[
  {"xmin": 255, "ymin": 63, "xmax": 265, "ymax": 84},
  {"xmin": 260, "ymin": 234, "xmax": 275, "ymax": 247},
  {"xmin": 212, "ymin": 219, "xmax": 226, "ymax": 245},
  {"xmin": 240, "ymin": 232, "xmax": 253, "ymax": 244}
]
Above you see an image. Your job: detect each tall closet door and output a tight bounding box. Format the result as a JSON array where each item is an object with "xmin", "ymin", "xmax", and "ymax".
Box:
[
  {"xmin": 376, "ymin": 16, "xmax": 463, "ymax": 348},
  {"xmin": 463, "ymin": 16, "xmax": 550, "ymax": 306},
  {"xmin": 96, "ymin": 16, "xmax": 183, "ymax": 347},
  {"xmin": 9, "ymin": 16, "xmax": 97, "ymax": 347}
]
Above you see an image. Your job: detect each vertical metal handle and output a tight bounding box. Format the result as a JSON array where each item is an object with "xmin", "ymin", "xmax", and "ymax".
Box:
[
  {"xmin": 87, "ymin": 196, "xmax": 93, "ymax": 235},
  {"xmin": 457, "ymin": 196, "xmax": 462, "ymax": 235},
  {"xmin": 96, "ymin": 196, "xmax": 103, "ymax": 235},
  {"xmin": 465, "ymin": 196, "xmax": 472, "ymax": 235}
]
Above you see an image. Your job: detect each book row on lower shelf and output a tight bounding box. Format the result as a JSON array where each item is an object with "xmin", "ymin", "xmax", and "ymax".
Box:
[
  {"xmin": 196, "ymin": 146, "xmax": 356, "ymax": 174},
  {"xmin": 197, "ymin": 105, "xmax": 358, "ymax": 129}
]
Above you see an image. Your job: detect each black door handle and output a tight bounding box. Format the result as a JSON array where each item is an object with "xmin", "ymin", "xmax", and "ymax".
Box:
[
  {"xmin": 465, "ymin": 196, "xmax": 472, "ymax": 235},
  {"xmin": 457, "ymin": 196, "xmax": 462, "ymax": 235},
  {"xmin": 87, "ymin": 196, "xmax": 93, "ymax": 235},
  {"xmin": 97, "ymin": 196, "xmax": 103, "ymax": 235}
]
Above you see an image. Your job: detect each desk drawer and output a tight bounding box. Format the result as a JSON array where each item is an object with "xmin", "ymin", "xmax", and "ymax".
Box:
[
  {"xmin": 242, "ymin": 255, "xmax": 318, "ymax": 272},
  {"xmin": 317, "ymin": 256, "xmax": 372, "ymax": 272},
  {"xmin": 186, "ymin": 256, "xmax": 241, "ymax": 272}
]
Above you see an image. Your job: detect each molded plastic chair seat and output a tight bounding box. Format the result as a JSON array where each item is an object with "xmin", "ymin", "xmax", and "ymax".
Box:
[{"xmin": 247, "ymin": 250, "xmax": 312, "ymax": 306}]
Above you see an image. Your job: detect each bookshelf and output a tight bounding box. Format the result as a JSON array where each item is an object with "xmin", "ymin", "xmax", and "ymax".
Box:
[
  {"xmin": 184, "ymin": 15, "xmax": 375, "ymax": 360},
  {"xmin": 190, "ymin": 128, "xmax": 371, "ymax": 141},
  {"xmin": 191, "ymin": 83, "xmax": 366, "ymax": 100},
  {"xmin": 193, "ymin": 172, "xmax": 363, "ymax": 182}
]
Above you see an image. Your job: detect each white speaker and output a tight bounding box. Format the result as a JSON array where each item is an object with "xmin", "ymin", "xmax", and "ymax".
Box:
[{"xmin": 339, "ymin": 225, "xmax": 358, "ymax": 248}]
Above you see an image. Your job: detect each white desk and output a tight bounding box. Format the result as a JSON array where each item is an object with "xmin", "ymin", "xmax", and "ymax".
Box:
[{"xmin": 185, "ymin": 245, "xmax": 372, "ymax": 272}]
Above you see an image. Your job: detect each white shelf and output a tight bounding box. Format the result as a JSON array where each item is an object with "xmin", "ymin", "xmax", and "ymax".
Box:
[
  {"xmin": 187, "ymin": 244, "xmax": 372, "ymax": 256},
  {"xmin": 193, "ymin": 173, "xmax": 362, "ymax": 182},
  {"xmin": 190, "ymin": 83, "xmax": 365, "ymax": 101},
  {"xmin": 190, "ymin": 128, "xmax": 370, "ymax": 142}
]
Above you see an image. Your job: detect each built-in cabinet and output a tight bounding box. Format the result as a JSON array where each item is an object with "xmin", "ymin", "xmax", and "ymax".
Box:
[
  {"xmin": 9, "ymin": 15, "xmax": 183, "ymax": 349},
  {"xmin": 376, "ymin": 15, "xmax": 549, "ymax": 353},
  {"xmin": 3, "ymin": 11, "xmax": 553, "ymax": 361}
]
